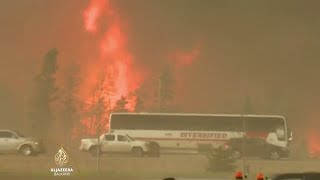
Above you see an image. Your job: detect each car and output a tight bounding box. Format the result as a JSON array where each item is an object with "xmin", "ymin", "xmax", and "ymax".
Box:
[
  {"xmin": 267, "ymin": 172, "xmax": 320, "ymax": 180},
  {"xmin": 0, "ymin": 129, "xmax": 45, "ymax": 156},
  {"xmin": 222, "ymin": 137, "xmax": 290, "ymax": 160},
  {"xmin": 79, "ymin": 132, "xmax": 153, "ymax": 157}
]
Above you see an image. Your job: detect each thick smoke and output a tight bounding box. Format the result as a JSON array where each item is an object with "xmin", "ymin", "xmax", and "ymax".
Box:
[
  {"xmin": 77, "ymin": 0, "xmax": 202, "ymax": 135},
  {"xmin": 0, "ymin": 0, "xmax": 320, "ymax": 150}
]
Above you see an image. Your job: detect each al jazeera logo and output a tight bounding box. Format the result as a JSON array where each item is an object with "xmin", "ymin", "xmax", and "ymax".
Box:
[{"xmin": 50, "ymin": 147, "xmax": 74, "ymax": 176}]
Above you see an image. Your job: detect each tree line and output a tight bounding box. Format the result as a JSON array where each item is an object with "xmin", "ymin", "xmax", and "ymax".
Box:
[{"xmin": 25, "ymin": 48, "xmax": 178, "ymax": 139}]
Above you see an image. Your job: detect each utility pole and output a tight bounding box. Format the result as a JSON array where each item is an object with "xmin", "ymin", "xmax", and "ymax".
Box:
[
  {"xmin": 243, "ymin": 96, "xmax": 253, "ymax": 178},
  {"xmin": 158, "ymin": 78, "xmax": 162, "ymax": 112},
  {"xmin": 241, "ymin": 116, "xmax": 250, "ymax": 179},
  {"xmin": 241, "ymin": 115, "xmax": 247, "ymax": 178},
  {"xmin": 96, "ymin": 109, "xmax": 101, "ymax": 176}
]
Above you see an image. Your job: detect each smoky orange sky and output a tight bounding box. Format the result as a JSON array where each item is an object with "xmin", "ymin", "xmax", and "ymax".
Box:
[{"xmin": 1, "ymin": 0, "xmax": 320, "ymax": 134}]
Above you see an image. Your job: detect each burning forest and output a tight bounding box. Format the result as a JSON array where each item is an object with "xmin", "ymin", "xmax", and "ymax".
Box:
[
  {"xmin": 15, "ymin": 0, "xmax": 202, "ymax": 140},
  {"xmin": 0, "ymin": 0, "xmax": 320, "ymax": 158}
]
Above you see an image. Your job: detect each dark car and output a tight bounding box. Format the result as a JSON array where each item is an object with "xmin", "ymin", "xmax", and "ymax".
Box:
[
  {"xmin": 268, "ymin": 172, "xmax": 320, "ymax": 180},
  {"xmin": 222, "ymin": 137, "xmax": 289, "ymax": 160}
]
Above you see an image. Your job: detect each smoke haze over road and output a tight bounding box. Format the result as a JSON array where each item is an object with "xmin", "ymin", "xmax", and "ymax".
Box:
[{"xmin": 1, "ymin": 0, "xmax": 320, "ymax": 138}]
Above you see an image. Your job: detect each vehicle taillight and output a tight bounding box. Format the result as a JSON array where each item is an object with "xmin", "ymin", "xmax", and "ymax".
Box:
[
  {"xmin": 235, "ymin": 171, "xmax": 243, "ymax": 179},
  {"xmin": 256, "ymin": 172, "xmax": 264, "ymax": 180}
]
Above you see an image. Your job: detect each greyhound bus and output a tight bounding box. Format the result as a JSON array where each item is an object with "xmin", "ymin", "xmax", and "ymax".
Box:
[{"xmin": 109, "ymin": 113, "xmax": 293, "ymax": 156}]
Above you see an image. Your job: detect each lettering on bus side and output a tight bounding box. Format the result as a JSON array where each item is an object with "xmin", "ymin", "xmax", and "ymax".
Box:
[{"xmin": 180, "ymin": 132, "xmax": 227, "ymax": 139}]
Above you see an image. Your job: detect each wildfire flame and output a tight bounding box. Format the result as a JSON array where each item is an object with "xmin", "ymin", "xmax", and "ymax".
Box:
[
  {"xmin": 83, "ymin": 0, "xmax": 108, "ymax": 34},
  {"xmin": 78, "ymin": 0, "xmax": 141, "ymax": 136},
  {"xmin": 72, "ymin": 0, "xmax": 202, "ymax": 137},
  {"xmin": 307, "ymin": 130, "xmax": 320, "ymax": 158}
]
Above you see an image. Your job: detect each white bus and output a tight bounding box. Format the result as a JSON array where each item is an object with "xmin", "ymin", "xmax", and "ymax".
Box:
[{"xmin": 109, "ymin": 113, "xmax": 293, "ymax": 156}]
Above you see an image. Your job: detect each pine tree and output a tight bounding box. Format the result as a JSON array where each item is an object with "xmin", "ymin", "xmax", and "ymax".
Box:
[
  {"xmin": 113, "ymin": 96, "xmax": 129, "ymax": 112},
  {"xmin": 89, "ymin": 72, "xmax": 109, "ymax": 135},
  {"xmin": 27, "ymin": 48, "xmax": 59, "ymax": 137},
  {"xmin": 158, "ymin": 64, "xmax": 176, "ymax": 112},
  {"xmin": 60, "ymin": 62, "xmax": 81, "ymax": 139},
  {"xmin": 131, "ymin": 83, "xmax": 149, "ymax": 112},
  {"xmin": 134, "ymin": 96, "xmax": 144, "ymax": 112}
]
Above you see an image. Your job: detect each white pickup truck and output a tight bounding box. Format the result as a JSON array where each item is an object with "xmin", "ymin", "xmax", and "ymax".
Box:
[
  {"xmin": 79, "ymin": 133, "xmax": 152, "ymax": 157},
  {"xmin": 0, "ymin": 129, "xmax": 45, "ymax": 156}
]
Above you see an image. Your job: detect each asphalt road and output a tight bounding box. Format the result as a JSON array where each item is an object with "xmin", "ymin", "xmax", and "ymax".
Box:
[
  {"xmin": 0, "ymin": 177, "xmax": 232, "ymax": 180},
  {"xmin": 144, "ymin": 178, "xmax": 233, "ymax": 180},
  {"xmin": 1, "ymin": 154, "xmax": 320, "ymax": 180}
]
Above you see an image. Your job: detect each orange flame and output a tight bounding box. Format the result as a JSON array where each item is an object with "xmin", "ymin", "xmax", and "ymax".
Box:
[
  {"xmin": 79, "ymin": 0, "xmax": 141, "ymax": 136},
  {"xmin": 307, "ymin": 130, "xmax": 320, "ymax": 158},
  {"xmin": 83, "ymin": 0, "xmax": 108, "ymax": 33},
  {"xmin": 76, "ymin": 0, "xmax": 202, "ymax": 137}
]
